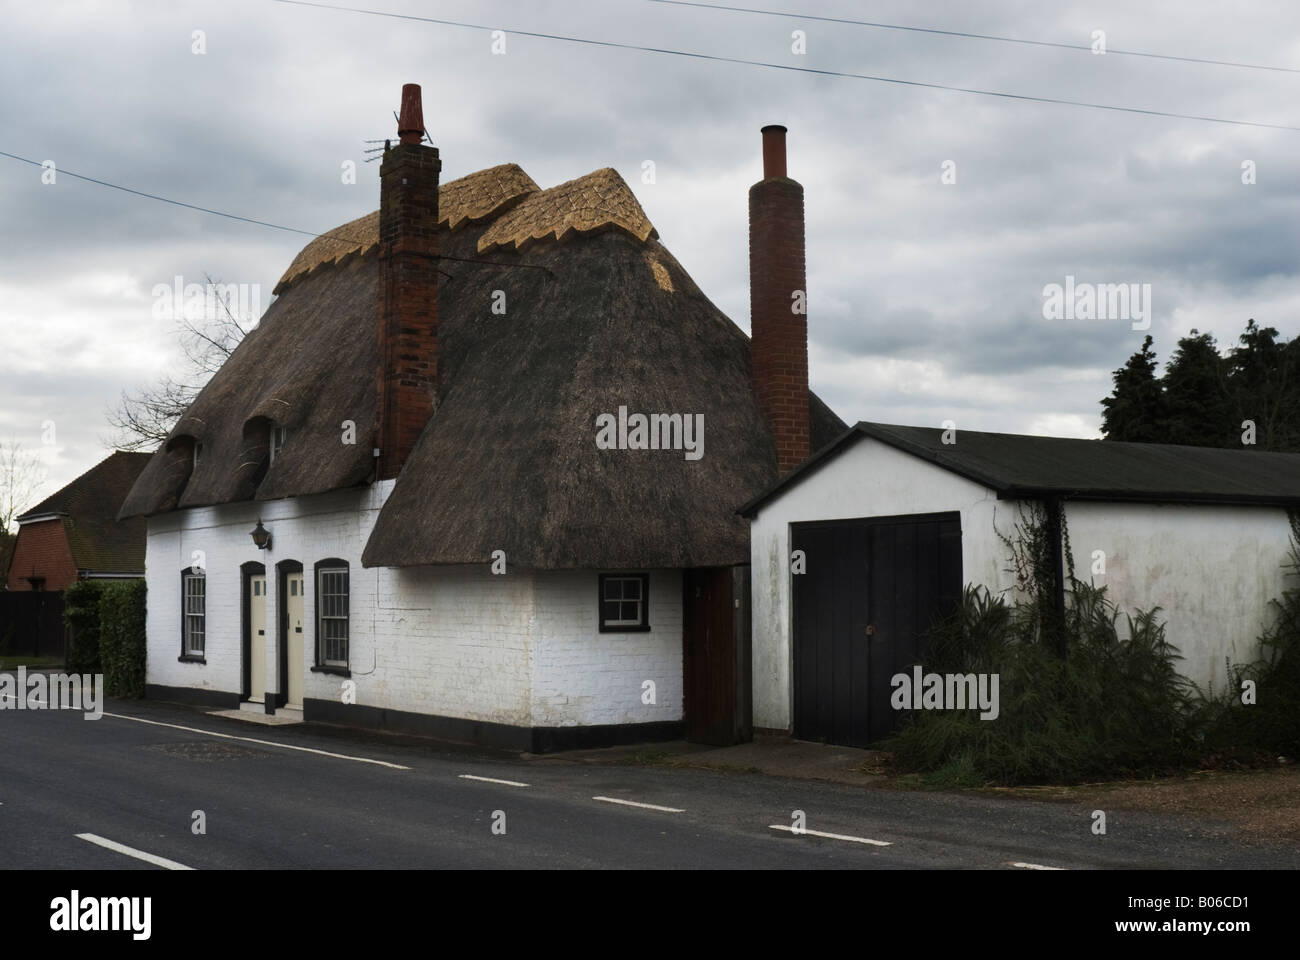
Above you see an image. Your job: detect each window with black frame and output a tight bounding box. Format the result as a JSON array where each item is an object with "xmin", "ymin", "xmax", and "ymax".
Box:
[{"xmin": 598, "ymin": 573, "xmax": 650, "ymax": 632}]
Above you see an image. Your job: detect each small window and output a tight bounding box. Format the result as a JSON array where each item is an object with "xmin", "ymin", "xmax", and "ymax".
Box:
[
  {"xmin": 316, "ymin": 562, "xmax": 349, "ymax": 668},
  {"xmin": 270, "ymin": 426, "xmax": 288, "ymax": 463},
  {"xmin": 193, "ymin": 442, "xmax": 203, "ymax": 467},
  {"xmin": 598, "ymin": 573, "xmax": 650, "ymax": 632},
  {"xmin": 183, "ymin": 570, "xmax": 206, "ymax": 657}
]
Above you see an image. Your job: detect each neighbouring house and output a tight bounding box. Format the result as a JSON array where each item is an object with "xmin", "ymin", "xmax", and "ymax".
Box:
[
  {"xmin": 7, "ymin": 450, "xmax": 151, "ymax": 592},
  {"xmin": 741, "ymin": 422, "xmax": 1300, "ymax": 748},
  {"xmin": 2, "ymin": 450, "xmax": 149, "ymax": 660},
  {"xmin": 118, "ymin": 85, "xmax": 841, "ymax": 749}
]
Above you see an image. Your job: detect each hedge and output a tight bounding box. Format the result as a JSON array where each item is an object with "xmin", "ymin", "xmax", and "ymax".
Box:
[
  {"xmin": 63, "ymin": 581, "xmax": 105, "ymax": 673},
  {"xmin": 99, "ymin": 580, "xmax": 147, "ymax": 698}
]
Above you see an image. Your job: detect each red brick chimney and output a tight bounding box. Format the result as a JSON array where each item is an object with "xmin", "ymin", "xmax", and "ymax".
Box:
[
  {"xmin": 376, "ymin": 83, "xmax": 441, "ymax": 481},
  {"xmin": 749, "ymin": 124, "xmax": 810, "ymax": 475}
]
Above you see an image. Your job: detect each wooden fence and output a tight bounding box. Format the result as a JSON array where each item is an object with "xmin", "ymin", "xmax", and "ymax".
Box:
[{"xmin": 0, "ymin": 591, "xmax": 67, "ymax": 660}]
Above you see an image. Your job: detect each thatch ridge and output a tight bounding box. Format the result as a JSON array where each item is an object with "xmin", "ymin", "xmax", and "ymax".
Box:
[
  {"xmin": 273, "ymin": 163, "xmax": 540, "ymax": 294},
  {"xmin": 476, "ymin": 168, "xmax": 657, "ymax": 254}
]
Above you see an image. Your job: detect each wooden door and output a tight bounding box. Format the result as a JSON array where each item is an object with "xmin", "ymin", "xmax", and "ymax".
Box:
[
  {"xmin": 249, "ymin": 575, "xmax": 267, "ymax": 703},
  {"xmin": 791, "ymin": 523, "xmax": 870, "ymax": 746},
  {"xmin": 683, "ymin": 567, "xmax": 751, "ymax": 745},
  {"xmin": 792, "ymin": 514, "xmax": 961, "ymax": 747},
  {"xmin": 286, "ymin": 572, "xmax": 305, "ymax": 708}
]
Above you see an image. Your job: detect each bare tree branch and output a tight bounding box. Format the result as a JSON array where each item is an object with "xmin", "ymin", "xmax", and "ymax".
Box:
[
  {"xmin": 103, "ymin": 275, "xmax": 254, "ymax": 451},
  {"xmin": 0, "ymin": 439, "xmax": 48, "ymax": 534}
]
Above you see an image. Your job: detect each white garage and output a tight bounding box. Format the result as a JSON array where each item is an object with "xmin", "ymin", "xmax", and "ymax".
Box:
[{"xmin": 741, "ymin": 422, "xmax": 1300, "ymax": 747}]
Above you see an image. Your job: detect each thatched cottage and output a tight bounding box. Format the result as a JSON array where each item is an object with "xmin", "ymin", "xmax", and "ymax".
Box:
[{"xmin": 119, "ymin": 84, "xmax": 841, "ymax": 749}]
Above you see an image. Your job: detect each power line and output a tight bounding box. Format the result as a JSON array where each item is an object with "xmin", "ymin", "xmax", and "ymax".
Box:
[
  {"xmin": 271, "ymin": 0, "xmax": 1300, "ymax": 132},
  {"xmin": 0, "ymin": 150, "xmax": 319, "ymax": 238},
  {"xmin": 0, "ymin": 149, "xmax": 551, "ymax": 273},
  {"xmin": 647, "ymin": 0, "xmax": 1300, "ymax": 75}
]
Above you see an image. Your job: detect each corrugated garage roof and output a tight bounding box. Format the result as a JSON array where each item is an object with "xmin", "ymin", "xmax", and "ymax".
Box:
[{"xmin": 740, "ymin": 422, "xmax": 1300, "ymax": 516}]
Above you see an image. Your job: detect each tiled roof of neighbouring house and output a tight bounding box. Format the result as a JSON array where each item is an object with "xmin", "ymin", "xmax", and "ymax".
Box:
[{"xmin": 18, "ymin": 451, "xmax": 151, "ymax": 573}]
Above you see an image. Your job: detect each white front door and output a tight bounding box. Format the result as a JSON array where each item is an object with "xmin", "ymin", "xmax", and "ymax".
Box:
[
  {"xmin": 287, "ymin": 572, "xmax": 305, "ymax": 708},
  {"xmin": 249, "ymin": 575, "xmax": 266, "ymax": 703}
]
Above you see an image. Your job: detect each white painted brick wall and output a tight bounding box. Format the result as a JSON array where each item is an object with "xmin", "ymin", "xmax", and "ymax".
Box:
[
  {"xmin": 144, "ymin": 483, "xmax": 684, "ymax": 729},
  {"xmin": 531, "ymin": 569, "xmax": 683, "ymax": 727}
]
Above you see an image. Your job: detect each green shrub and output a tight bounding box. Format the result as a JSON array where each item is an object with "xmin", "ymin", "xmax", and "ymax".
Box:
[
  {"xmin": 888, "ymin": 508, "xmax": 1300, "ymax": 785},
  {"xmin": 886, "ymin": 583, "xmax": 1201, "ymax": 785},
  {"xmin": 99, "ymin": 580, "xmax": 146, "ymax": 698},
  {"xmin": 63, "ymin": 581, "xmax": 104, "ymax": 674}
]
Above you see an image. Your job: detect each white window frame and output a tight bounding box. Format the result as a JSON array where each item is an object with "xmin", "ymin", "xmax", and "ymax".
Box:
[
  {"xmin": 183, "ymin": 572, "xmax": 206, "ymax": 657},
  {"xmin": 270, "ymin": 426, "xmax": 288, "ymax": 463},
  {"xmin": 317, "ymin": 565, "xmax": 349, "ymax": 668}
]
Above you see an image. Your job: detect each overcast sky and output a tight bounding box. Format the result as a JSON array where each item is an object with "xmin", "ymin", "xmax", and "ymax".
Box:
[{"xmin": 2, "ymin": 0, "xmax": 1298, "ymax": 504}]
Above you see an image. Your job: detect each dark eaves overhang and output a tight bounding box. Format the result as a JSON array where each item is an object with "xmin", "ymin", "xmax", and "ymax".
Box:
[{"xmin": 738, "ymin": 421, "xmax": 1300, "ymax": 518}]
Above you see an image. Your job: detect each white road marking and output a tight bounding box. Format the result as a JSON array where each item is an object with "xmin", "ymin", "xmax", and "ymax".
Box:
[
  {"xmin": 768, "ymin": 824, "xmax": 892, "ymax": 846},
  {"xmin": 101, "ymin": 712, "xmax": 410, "ymax": 770},
  {"xmin": 458, "ymin": 774, "xmax": 530, "ymax": 787},
  {"xmin": 1009, "ymin": 861, "xmax": 1065, "ymax": 870},
  {"xmin": 2, "ymin": 694, "xmax": 46, "ymax": 705},
  {"xmin": 76, "ymin": 833, "xmax": 195, "ymax": 871},
  {"xmin": 593, "ymin": 796, "xmax": 685, "ymax": 813}
]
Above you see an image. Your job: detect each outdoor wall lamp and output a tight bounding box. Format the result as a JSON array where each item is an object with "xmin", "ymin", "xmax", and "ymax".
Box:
[{"xmin": 250, "ymin": 519, "xmax": 272, "ymax": 551}]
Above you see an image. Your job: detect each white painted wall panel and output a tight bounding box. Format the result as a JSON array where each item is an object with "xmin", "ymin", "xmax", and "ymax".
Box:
[
  {"xmin": 531, "ymin": 569, "xmax": 683, "ymax": 727},
  {"xmin": 1063, "ymin": 500, "xmax": 1291, "ymax": 693}
]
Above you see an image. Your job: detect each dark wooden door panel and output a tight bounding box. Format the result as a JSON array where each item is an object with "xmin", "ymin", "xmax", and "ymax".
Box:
[
  {"xmin": 794, "ymin": 513, "xmax": 962, "ymax": 748},
  {"xmin": 684, "ymin": 566, "xmax": 744, "ymax": 745}
]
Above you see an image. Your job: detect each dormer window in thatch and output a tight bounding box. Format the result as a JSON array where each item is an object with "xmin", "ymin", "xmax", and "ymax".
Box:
[
  {"xmin": 193, "ymin": 442, "xmax": 203, "ymax": 468},
  {"xmin": 270, "ymin": 426, "xmax": 288, "ymax": 463}
]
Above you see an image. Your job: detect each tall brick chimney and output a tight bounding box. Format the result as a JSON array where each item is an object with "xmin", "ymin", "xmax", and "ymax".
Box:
[
  {"xmin": 376, "ymin": 83, "xmax": 441, "ymax": 481},
  {"xmin": 749, "ymin": 124, "xmax": 810, "ymax": 475}
]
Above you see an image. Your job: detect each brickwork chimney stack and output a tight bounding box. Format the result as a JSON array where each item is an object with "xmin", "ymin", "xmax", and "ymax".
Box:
[
  {"xmin": 749, "ymin": 124, "xmax": 810, "ymax": 475},
  {"xmin": 377, "ymin": 83, "xmax": 441, "ymax": 481}
]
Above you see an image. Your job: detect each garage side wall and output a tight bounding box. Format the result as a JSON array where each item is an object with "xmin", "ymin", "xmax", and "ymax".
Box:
[
  {"xmin": 749, "ymin": 437, "xmax": 1009, "ymax": 732},
  {"xmin": 1063, "ymin": 501, "xmax": 1292, "ymax": 693}
]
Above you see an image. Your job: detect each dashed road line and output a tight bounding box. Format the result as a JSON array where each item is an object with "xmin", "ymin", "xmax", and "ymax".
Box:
[
  {"xmin": 769, "ymin": 824, "xmax": 892, "ymax": 846},
  {"xmin": 101, "ymin": 711, "xmax": 411, "ymax": 770},
  {"xmin": 1009, "ymin": 861, "xmax": 1065, "ymax": 870},
  {"xmin": 593, "ymin": 796, "xmax": 685, "ymax": 813},
  {"xmin": 458, "ymin": 774, "xmax": 530, "ymax": 787},
  {"xmin": 76, "ymin": 833, "xmax": 195, "ymax": 871}
]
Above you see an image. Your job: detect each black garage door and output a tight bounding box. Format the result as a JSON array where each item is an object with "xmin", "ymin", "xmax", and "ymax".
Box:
[{"xmin": 792, "ymin": 512, "xmax": 961, "ymax": 748}]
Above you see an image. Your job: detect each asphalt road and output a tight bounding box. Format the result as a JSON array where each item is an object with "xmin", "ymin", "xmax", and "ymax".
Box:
[{"xmin": 2, "ymin": 698, "xmax": 1296, "ymax": 870}]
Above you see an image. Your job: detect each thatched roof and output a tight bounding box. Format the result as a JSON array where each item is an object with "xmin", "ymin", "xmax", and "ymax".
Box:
[
  {"xmin": 120, "ymin": 162, "xmax": 845, "ymax": 569},
  {"xmin": 18, "ymin": 451, "xmax": 150, "ymax": 574}
]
